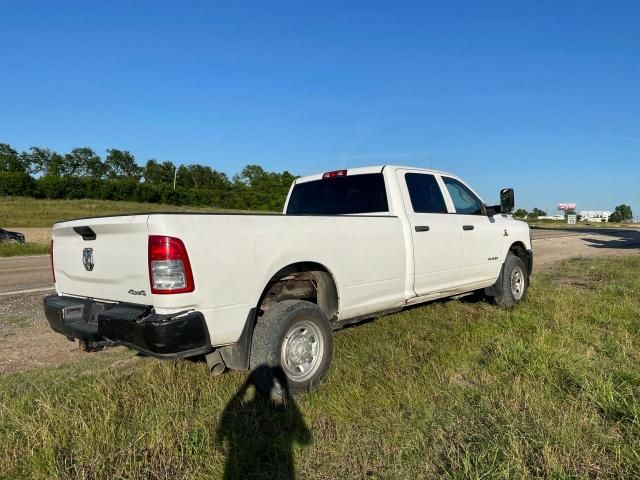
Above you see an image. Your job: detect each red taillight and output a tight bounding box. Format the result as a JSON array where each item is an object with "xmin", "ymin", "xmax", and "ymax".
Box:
[
  {"xmin": 322, "ymin": 170, "xmax": 347, "ymax": 179},
  {"xmin": 148, "ymin": 235, "xmax": 195, "ymax": 294},
  {"xmin": 50, "ymin": 239, "xmax": 55, "ymax": 283}
]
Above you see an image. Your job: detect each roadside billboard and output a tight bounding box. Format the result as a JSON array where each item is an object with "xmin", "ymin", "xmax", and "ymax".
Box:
[{"xmin": 557, "ymin": 203, "xmax": 577, "ymax": 211}]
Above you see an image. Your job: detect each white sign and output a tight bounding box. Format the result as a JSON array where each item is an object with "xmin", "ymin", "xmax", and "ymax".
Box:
[{"xmin": 567, "ymin": 214, "xmax": 577, "ymax": 225}]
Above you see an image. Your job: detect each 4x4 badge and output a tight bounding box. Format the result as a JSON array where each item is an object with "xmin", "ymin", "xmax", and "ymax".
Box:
[{"xmin": 82, "ymin": 248, "xmax": 94, "ymax": 271}]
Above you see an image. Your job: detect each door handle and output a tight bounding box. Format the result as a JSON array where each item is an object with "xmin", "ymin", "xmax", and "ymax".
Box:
[
  {"xmin": 415, "ymin": 225, "xmax": 430, "ymax": 232},
  {"xmin": 462, "ymin": 225, "xmax": 474, "ymax": 231}
]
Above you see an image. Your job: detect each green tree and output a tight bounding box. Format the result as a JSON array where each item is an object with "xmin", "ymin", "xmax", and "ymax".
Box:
[
  {"xmin": 611, "ymin": 204, "xmax": 633, "ymax": 222},
  {"xmin": 104, "ymin": 149, "xmax": 141, "ymax": 180},
  {"xmin": 143, "ymin": 159, "xmax": 175, "ymax": 185},
  {"xmin": 513, "ymin": 208, "xmax": 527, "ymax": 218},
  {"xmin": 233, "ymin": 165, "xmax": 296, "ymax": 210},
  {"xmin": 61, "ymin": 147, "xmax": 104, "ymax": 177},
  {"xmin": 177, "ymin": 164, "xmax": 230, "ymax": 190},
  {"xmin": 533, "ymin": 207, "xmax": 547, "ymax": 216},
  {"xmin": 0, "ymin": 143, "xmax": 29, "ymax": 173},
  {"xmin": 235, "ymin": 164, "xmax": 268, "ymax": 185},
  {"xmin": 609, "ymin": 210, "xmax": 622, "ymax": 223},
  {"xmin": 27, "ymin": 147, "xmax": 64, "ymax": 177},
  {"xmin": 527, "ymin": 207, "xmax": 547, "ymax": 219},
  {"xmin": 176, "ymin": 165, "xmax": 194, "ymax": 189}
]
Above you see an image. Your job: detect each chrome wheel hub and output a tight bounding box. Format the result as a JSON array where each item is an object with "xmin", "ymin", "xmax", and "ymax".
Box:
[
  {"xmin": 510, "ymin": 265, "xmax": 525, "ymax": 300},
  {"xmin": 281, "ymin": 320, "xmax": 324, "ymax": 382}
]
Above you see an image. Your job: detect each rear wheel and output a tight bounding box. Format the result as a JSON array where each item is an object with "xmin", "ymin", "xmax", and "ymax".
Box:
[
  {"xmin": 250, "ymin": 300, "xmax": 333, "ymax": 397},
  {"xmin": 491, "ymin": 252, "xmax": 529, "ymax": 307}
]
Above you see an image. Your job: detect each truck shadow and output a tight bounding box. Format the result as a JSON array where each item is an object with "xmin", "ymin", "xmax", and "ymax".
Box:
[
  {"xmin": 216, "ymin": 365, "xmax": 311, "ymax": 480},
  {"xmin": 534, "ymin": 226, "xmax": 639, "ymax": 236},
  {"xmin": 581, "ymin": 230, "xmax": 640, "ymax": 250}
]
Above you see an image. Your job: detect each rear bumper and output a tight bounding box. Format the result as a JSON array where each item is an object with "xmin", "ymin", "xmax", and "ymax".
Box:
[{"xmin": 44, "ymin": 295, "xmax": 211, "ymax": 358}]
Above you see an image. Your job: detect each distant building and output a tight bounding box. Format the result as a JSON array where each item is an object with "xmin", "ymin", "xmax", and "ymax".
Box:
[
  {"xmin": 538, "ymin": 215, "xmax": 565, "ymax": 220},
  {"xmin": 580, "ymin": 210, "xmax": 611, "ymax": 222}
]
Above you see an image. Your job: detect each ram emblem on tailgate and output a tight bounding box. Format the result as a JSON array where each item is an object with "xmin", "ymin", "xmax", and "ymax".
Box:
[{"xmin": 82, "ymin": 248, "xmax": 94, "ymax": 271}]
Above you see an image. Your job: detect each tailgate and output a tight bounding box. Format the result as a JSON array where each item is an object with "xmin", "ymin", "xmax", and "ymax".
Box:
[{"xmin": 52, "ymin": 215, "xmax": 151, "ymax": 303}]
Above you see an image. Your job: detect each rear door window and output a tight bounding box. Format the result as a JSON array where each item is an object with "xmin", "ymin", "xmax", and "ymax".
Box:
[{"xmin": 405, "ymin": 173, "xmax": 448, "ymax": 213}]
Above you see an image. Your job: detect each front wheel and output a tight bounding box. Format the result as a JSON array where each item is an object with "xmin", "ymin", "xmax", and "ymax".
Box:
[
  {"xmin": 491, "ymin": 252, "xmax": 529, "ymax": 307},
  {"xmin": 250, "ymin": 300, "xmax": 333, "ymax": 397}
]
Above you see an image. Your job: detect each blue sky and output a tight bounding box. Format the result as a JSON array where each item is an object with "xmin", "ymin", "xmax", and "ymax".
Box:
[{"xmin": 1, "ymin": 0, "xmax": 638, "ymax": 212}]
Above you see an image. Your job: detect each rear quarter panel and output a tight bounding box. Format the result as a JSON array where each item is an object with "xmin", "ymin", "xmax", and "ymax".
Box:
[{"xmin": 148, "ymin": 214, "xmax": 406, "ymax": 345}]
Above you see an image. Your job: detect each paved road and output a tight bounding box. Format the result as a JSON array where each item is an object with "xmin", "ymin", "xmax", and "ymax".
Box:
[
  {"xmin": 0, "ymin": 255, "xmax": 51, "ymax": 295},
  {"xmin": 531, "ymin": 226, "xmax": 640, "ymax": 240},
  {"xmin": 1, "ymin": 227, "xmax": 639, "ymax": 295}
]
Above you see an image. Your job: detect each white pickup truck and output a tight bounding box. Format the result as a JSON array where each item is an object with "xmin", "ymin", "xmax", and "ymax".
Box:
[{"xmin": 45, "ymin": 165, "xmax": 532, "ymax": 394}]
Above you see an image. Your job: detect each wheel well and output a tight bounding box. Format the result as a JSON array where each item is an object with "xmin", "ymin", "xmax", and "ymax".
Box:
[
  {"xmin": 509, "ymin": 241, "xmax": 528, "ymax": 265},
  {"xmin": 257, "ymin": 262, "xmax": 339, "ymax": 323}
]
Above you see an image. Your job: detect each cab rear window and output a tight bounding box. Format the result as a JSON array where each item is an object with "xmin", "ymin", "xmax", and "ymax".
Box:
[{"xmin": 286, "ymin": 173, "xmax": 389, "ymax": 215}]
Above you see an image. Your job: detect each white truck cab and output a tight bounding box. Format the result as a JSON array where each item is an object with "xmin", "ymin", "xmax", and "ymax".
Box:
[{"xmin": 45, "ymin": 166, "xmax": 532, "ymax": 395}]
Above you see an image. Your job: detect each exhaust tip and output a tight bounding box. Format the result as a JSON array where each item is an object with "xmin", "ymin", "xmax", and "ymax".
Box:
[{"xmin": 205, "ymin": 350, "xmax": 226, "ymax": 376}]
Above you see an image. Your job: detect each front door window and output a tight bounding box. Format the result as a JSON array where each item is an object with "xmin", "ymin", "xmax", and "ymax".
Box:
[{"xmin": 442, "ymin": 177, "xmax": 484, "ymax": 215}]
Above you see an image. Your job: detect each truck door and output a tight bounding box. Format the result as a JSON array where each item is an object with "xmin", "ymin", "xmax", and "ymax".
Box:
[
  {"xmin": 397, "ymin": 170, "xmax": 463, "ymax": 295},
  {"xmin": 440, "ymin": 176, "xmax": 501, "ymax": 285}
]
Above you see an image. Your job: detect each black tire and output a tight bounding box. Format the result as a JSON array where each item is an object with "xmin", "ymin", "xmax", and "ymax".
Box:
[
  {"xmin": 492, "ymin": 252, "xmax": 529, "ymax": 308},
  {"xmin": 250, "ymin": 300, "xmax": 333, "ymax": 397}
]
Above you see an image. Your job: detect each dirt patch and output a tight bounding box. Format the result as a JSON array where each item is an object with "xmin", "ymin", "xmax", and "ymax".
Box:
[
  {"xmin": 0, "ymin": 324, "xmax": 129, "ymax": 375},
  {"xmin": 532, "ymin": 230, "xmax": 640, "ymax": 273},
  {"xmin": 552, "ymin": 276, "xmax": 599, "ymax": 290},
  {"xmin": 0, "ymin": 290, "xmax": 128, "ymax": 375}
]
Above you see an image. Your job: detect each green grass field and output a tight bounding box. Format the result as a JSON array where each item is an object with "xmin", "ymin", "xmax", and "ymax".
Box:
[
  {"xmin": 0, "ymin": 241, "xmax": 51, "ymax": 257},
  {"xmin": 0, "ymin": 196, "xmax": 245, "ymax": 228},
  {"xmin": 1, "ymin": 256, "xmax": 639, "ymax": 478}
]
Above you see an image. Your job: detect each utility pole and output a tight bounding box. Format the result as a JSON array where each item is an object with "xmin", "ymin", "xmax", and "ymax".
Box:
[{"xmin": 173, "ymin": 166, "xmax": 178, "ymax": 191}]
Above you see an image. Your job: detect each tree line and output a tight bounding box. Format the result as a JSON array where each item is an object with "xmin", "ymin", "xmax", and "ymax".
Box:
[
  {"xmin": 513, "ymin": 207, "xmax": 548, "ymax": 220},
  {"xmin": 0, "ymin": 142, "xmax": 296, "ymax": 211}
]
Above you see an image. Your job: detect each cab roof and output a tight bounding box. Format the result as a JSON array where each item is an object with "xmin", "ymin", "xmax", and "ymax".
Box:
[{"xmin": 294, "ymin": 165, "xmax": 452, "ymax": 184}]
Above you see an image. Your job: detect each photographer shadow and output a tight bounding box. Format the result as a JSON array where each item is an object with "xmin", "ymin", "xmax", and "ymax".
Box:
[{"xmin": 216, "ymin": 365, "xmax": 311, "ymax": 480}]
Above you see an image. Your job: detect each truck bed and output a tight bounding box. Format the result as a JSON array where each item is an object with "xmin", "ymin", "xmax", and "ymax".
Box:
[{"xmin": 52, "ymin": 212, "xmax": 407, "ymax": 345}]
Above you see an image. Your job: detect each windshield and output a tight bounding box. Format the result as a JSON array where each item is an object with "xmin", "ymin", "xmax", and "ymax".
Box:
[{"xmin": 286, "ymin": 173, "xmax": 389, "ymax": 215}]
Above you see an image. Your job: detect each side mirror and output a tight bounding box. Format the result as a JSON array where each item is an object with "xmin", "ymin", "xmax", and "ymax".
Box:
[{"xmin": 500, "ymin": 188, "xmax": 515, "ymax": 214}]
